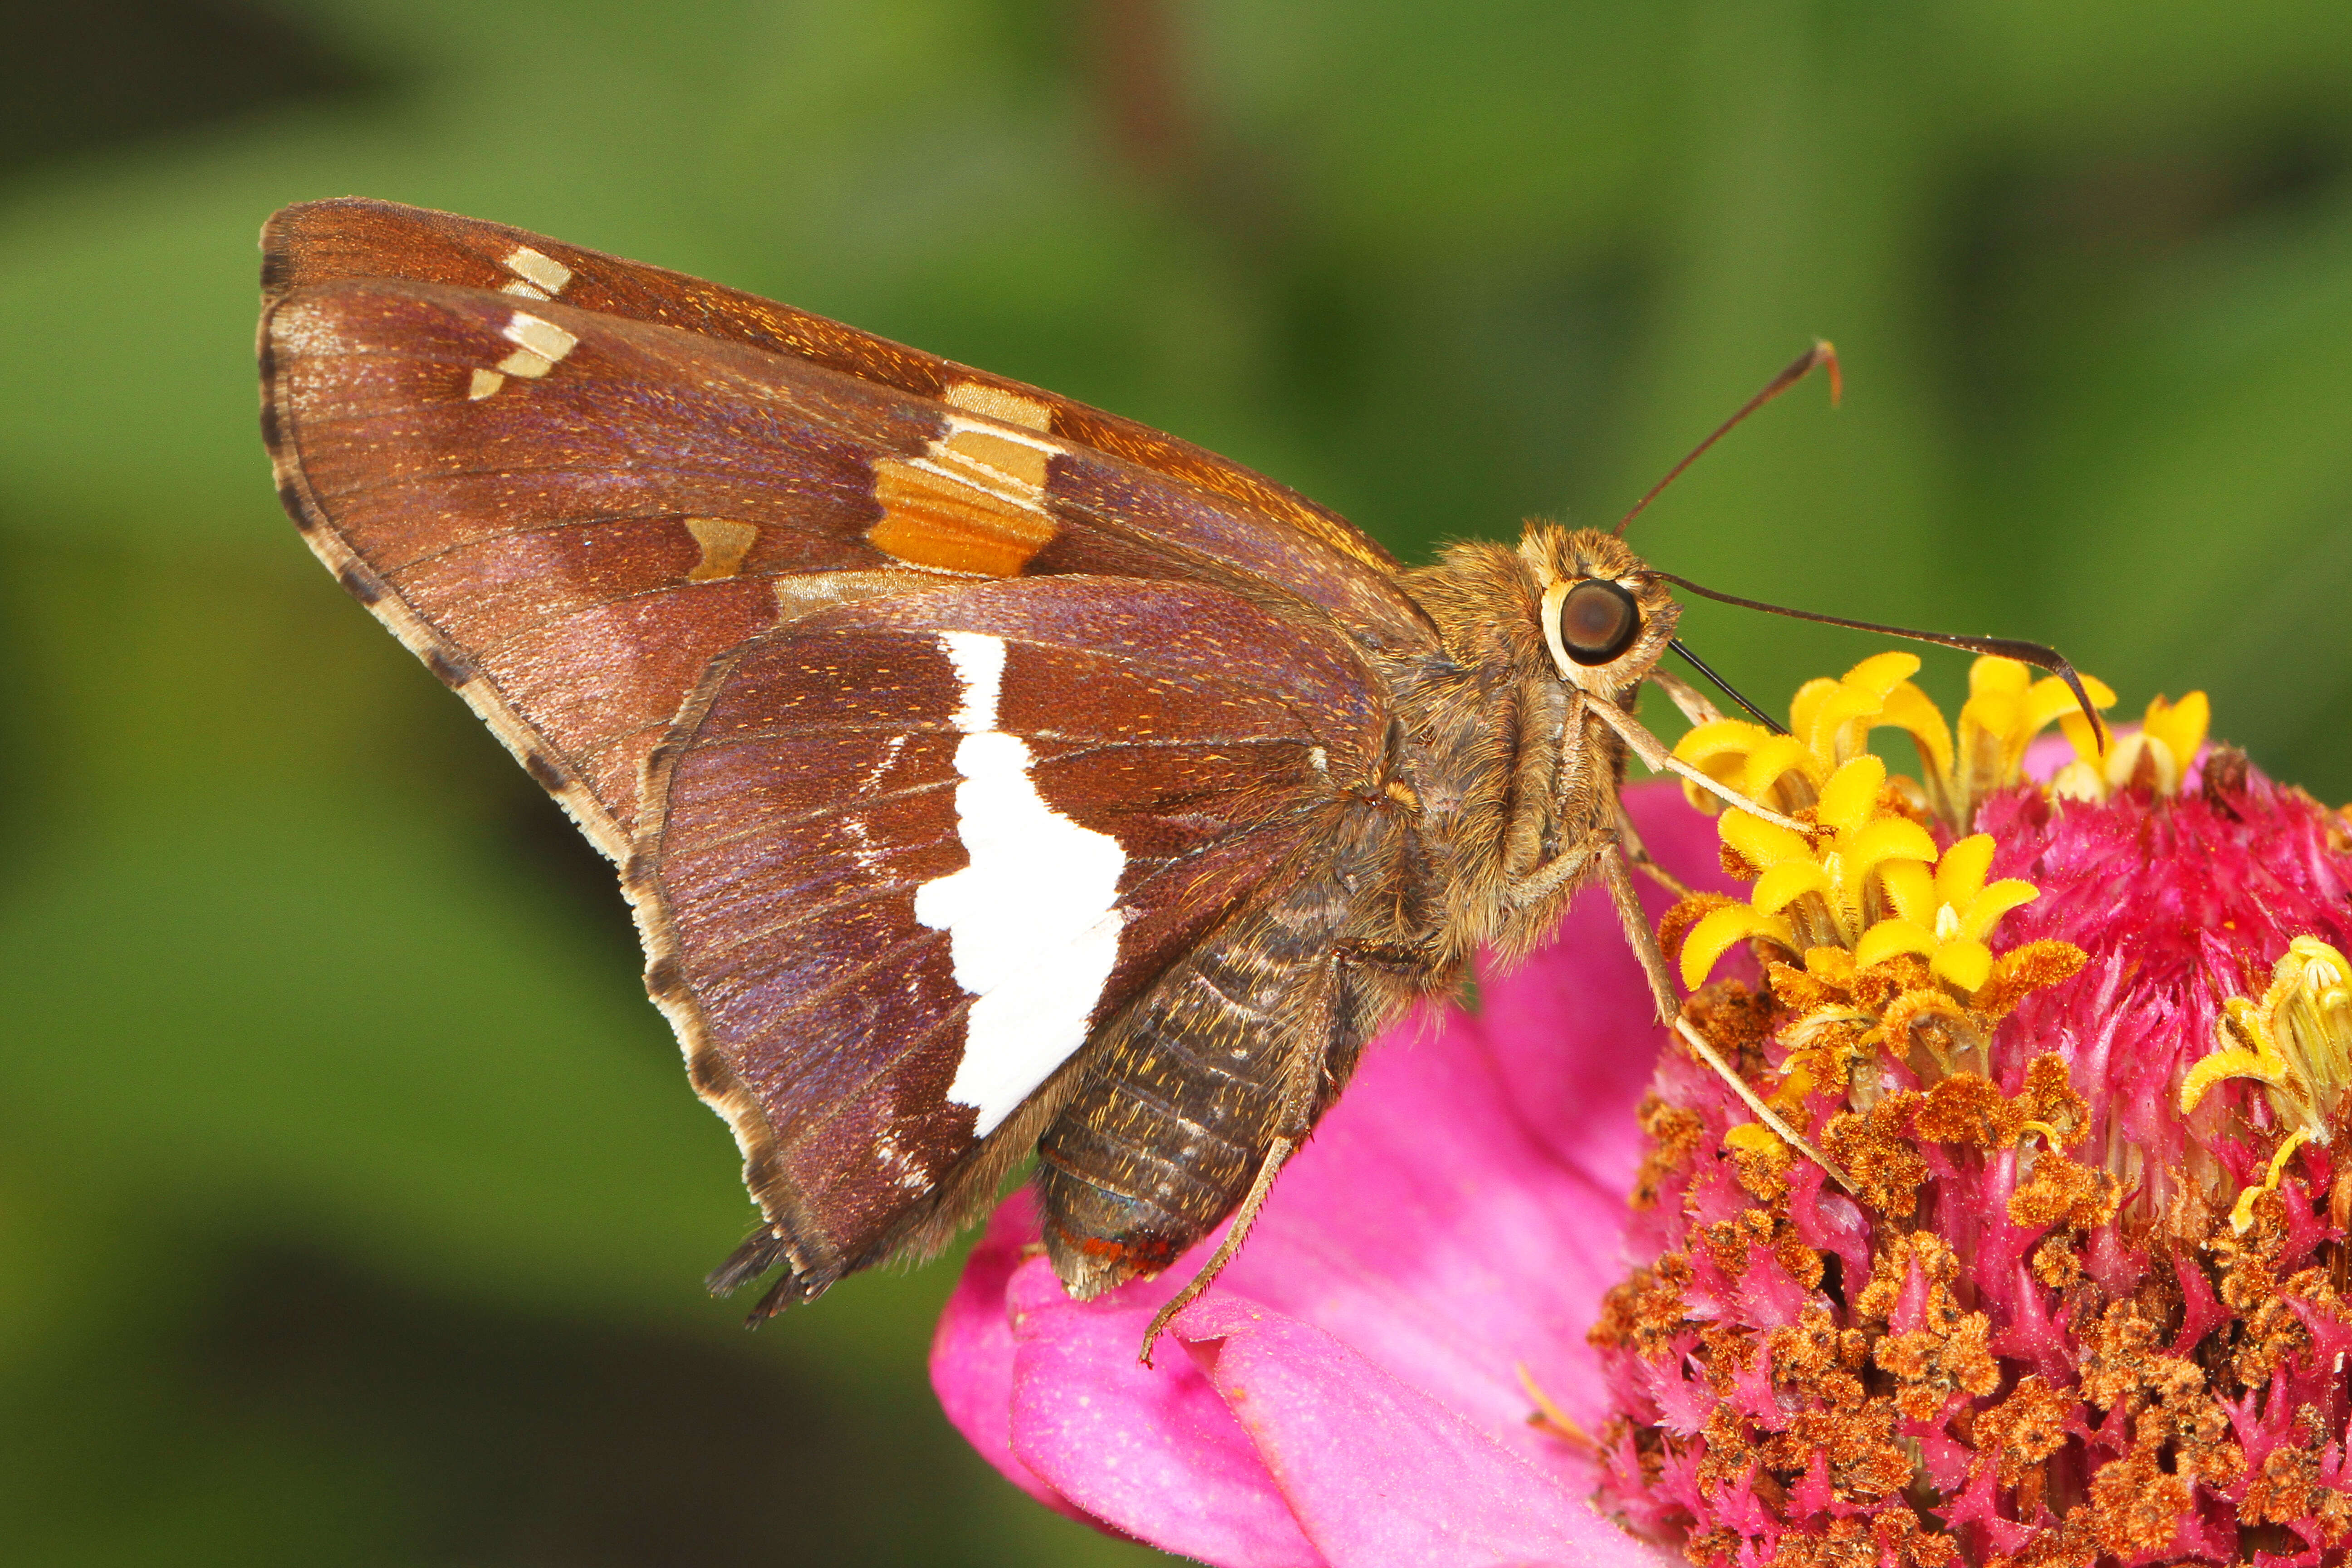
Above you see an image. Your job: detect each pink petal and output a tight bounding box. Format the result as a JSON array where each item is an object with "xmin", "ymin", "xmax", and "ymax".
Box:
[
  {"xmin": 929, "ymin": 1192, "xmax": 1093, "ymax": 1521},
  {"xmin": 2020, "ymin": 729, "xmax": 2076, "ymax": 783},
  {"xmin": 1173, "ymin": 1296, "xmax": 1665, "ymax": 1568},
  {"xmin": 1205, "ymin": 993, "xmax": 1635, "ymax": 1465},
  {"xmin": 1004, "ymin": 1262, "xmax": 1324, "ymax": 1567}
]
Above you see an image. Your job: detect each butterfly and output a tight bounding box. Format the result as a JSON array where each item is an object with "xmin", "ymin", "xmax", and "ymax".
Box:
[{"xmin": 258, "ymin": 199, "xmax": 2086, "ymax": 1350}]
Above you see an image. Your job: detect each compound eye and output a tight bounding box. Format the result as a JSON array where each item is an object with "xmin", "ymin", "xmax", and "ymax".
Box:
[{"xmin": 1558, "ymin": 579, "xmax": 1642, "ymax": 665}]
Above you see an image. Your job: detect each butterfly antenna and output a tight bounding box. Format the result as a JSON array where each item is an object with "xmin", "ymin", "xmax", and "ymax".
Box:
[
  {"xmin": 1655, "ymin": 572, "xmax": 2108, "ymax": 751},
  {"xmin": 1669, "ymin": 640, "xmax": 1788, "ymax": 735},
  {"xmin": 1613, "ymin": 341, "xmax": 1841, "ymax": 538}
]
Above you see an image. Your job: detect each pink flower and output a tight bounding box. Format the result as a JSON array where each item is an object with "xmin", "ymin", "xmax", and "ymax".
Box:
[{"xmin": 931, "ymin": 783, "xmax": 1725, "ymax": 1567}]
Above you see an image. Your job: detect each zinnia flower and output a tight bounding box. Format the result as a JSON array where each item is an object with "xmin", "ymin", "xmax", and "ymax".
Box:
[{"xmin": 932, "ymin": 653, "xmax": 2352, "ymax": 1568}]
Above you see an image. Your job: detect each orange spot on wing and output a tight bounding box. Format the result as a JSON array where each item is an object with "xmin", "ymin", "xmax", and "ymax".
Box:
[
  {"xmin": 868, "ymin": 461, "xmax": 1054, "ymax": 575},
  {"xmin": 866, "ymin": 380, "xmax": 1062, "ymax": 576}
]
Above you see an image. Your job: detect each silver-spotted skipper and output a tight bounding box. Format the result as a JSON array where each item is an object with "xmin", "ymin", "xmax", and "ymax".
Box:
[{"xmin": 257, "ymin": 200, "xmax": 2090, "ymax": 1349}]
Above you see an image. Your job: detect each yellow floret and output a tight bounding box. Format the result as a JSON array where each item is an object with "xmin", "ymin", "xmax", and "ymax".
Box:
[
  {"xmin": 1680, "ymin": 903, "xmax": 1796, "ymax": 990},
  {"xmin": 1687, "ymin": 803, "xmax": 2039, "ymax": 1002},
  {"xmin": 2053, "ymin": 690, "xmax": 2210, "ymax": 802},
  {"xmin": 1674, "ymin": 653, "xmax": 1955, "ymax": 820},
  {"xmin": 2182, "ymin": 939, "xmax": 2352, "ymax": 1233},
  {"xmin": 1673, "ymin": 650, "xmax": 2115, "ymax": 833},
  {"xmin": 1845, "ymin": 832, "xmax": 2038, "ymax": 995},
  {"xmin": 2180, "ymin": 936, "xmax": 2352, "ymax": 1141},
  {"xmin": 1928, "ymin": 658, "xmax": 2117, "ymax": 829}
]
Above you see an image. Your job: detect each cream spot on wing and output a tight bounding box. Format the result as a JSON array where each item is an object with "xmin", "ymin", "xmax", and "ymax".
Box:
[
  {"xmin": 501, "ymin": 244, "xmax": 573, "ymax": 297},
  {"xmin": 915, "ymin": 631, "xmax": 1127, "ymax": 1137},
  {"xmin": 944, "ymin": 381, "xmax": 1053, "ymax": 431},
  {"xmin": 495, "ymin": 312, "xmax": 576, "ymax": 378},
  {"xmin": 683, "ymin": 517, "xmax": 759, "ymax": 582},
  {"xmin": 770, "ymin": 568, "xmax": 948, "ymax": 621},
  {"xmin": 840, "ymin": 815, "xmax": 885, "ymax": 875},
  {"xmin": 500, "ymin": 280, "xmax": 551, "ymax": 300},
  {"xmin": 268, "ymin": 298, "xmax": 355, "ymax": 356},
  {"xmin": 467, "ymin": 368, "xmax": 506, "ymax": 400},
  {"xmin": 870, "ymin": 1127, "xmax": 934, "ymax": 1194},
  {"xmin": 862, "ymin": 733, "xmax": 909, "ymax": 792}
]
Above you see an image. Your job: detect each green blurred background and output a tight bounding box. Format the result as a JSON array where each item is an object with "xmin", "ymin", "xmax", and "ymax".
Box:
[{"xmin": 4, "ymin": 1, "xmax": 2350, "ymax": 1563}]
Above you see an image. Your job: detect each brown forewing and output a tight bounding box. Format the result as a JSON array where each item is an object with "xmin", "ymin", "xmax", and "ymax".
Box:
[
  {"xmin": 261, "ymin": 275, "xmax": 1432, "ymax": 857},
  {"xmin": 630, "ymin": 577, "xmax": 1388, "ymax": 1292},
  {"xmin": 263, "ymin": 198, "xmax": 1407, "ymax": 586}
]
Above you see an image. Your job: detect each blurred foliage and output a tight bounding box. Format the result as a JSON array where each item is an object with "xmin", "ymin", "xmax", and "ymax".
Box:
[{"xmin": 2, "ymin": 0, "xmax": 2350, "ymax": 1563}]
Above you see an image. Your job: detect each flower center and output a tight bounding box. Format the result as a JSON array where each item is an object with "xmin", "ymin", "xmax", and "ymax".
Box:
[{"xmin": 1586, "ymin": 657, "xmax": 2352, "ymax": 1568}]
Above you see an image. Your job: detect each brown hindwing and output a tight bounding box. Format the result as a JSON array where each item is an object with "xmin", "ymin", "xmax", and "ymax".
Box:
[{"xmin": 624, "ymin": 576, "xmax": 1392, "ymax": 1302}]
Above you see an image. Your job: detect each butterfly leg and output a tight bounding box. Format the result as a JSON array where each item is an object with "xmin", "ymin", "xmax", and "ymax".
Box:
[
  {"xmin": 1505, "ymin": 830, "xmax": 1613, "ymax": 910},
  {"xmin": 1615, "ymin": 804, "xmax": 1696, "ymax": 902},
  {"xmin": 1583, "ymin": 695, "xmax": 1807, "ymax": 833},
  {"xmin": 1648, "ymin": 666, "xmax": 1726, "ymax": 728},
  {"xmin": 1596, "ymin": 841, "xmax": 1682, "ymax": 1023},
  {"xmin": 1594, "ymin": 844, "xmax": 1850, "ymax": 1188},
  {"xmin": 1134, "ymin": 939, "xmax": 1348, "ymax": 1365},
  {"xmin": 1332, "ymin": 935, "xmax": 1439, "ymax": 975},
  {"xmin": 1137, "ymin": 1131, "xmax": 1298, "ymax": 1367}
]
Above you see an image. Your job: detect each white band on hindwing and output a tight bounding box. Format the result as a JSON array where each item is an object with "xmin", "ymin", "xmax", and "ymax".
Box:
[{"xmin": 916, "ymin": 632, "xmax": 1127, "ymax": 1136}]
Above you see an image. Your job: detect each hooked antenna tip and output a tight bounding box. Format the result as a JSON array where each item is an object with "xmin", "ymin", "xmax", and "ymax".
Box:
[
  {"xmin": 1614, "ymin": 341, "xmax": 1845, "ymax": 538},
  {"xmin": 1814, "ymin": 339, "xmax": 1842, "ymax": 407}
]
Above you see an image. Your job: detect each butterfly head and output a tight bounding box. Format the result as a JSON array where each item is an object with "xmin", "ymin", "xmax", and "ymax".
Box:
[{"xmin": 1521, "ymin": 525, "xmax": 1679, "ymax": 703}]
